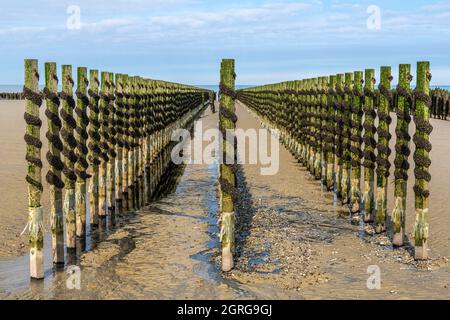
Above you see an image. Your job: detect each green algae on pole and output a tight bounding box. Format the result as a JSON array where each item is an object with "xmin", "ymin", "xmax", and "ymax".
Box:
[
  {"xmin": 413, "ymin": 61, "xmax": 432, "ymax": 260},
  {"xmin": 375, "ymin": 66, "xmax": 393, "ymax": 234},
  {"xmin": 44, "ymin": 62, "xmax": 64, "ymax": 264},
  {"xmin": 107, "ymin": 72, "xmax": 117, "ymax": 222},
  {"xmin": 392, "ymin": 64, "xmax": 413, "ymax": 246},
  {"xmin": 61, "ymin": 65, "xmax": 77, "ymax": 249},
  {"xmin": 24, "ymin": 59, "xmax": 44, "ymax": 278},
  {"xmin": 335, "ymin": 74, "xmax": 345, "ymax": 199},
  {"xmin": 326, "ymin": 75, "xmax": 336, "ymax": 191},
  {"xmin": 350, "ymin": 71, "xmax": 364, "ymax": 216},
  {"xmin": 115, "ymin": 74, "xmax": 125, "ymax": 213},
  {"xmin": 362, "ymin": 69, "xmax": 376, "ymax": 223},
  {"xmin": 98, "ymin": 72, "xmax": 109, "ymax": 219},
  {"xmin": 75, "ymin": 67, "xmax": 91, "ymax": 240},
  {"xmin": 312, "ymin": 78, "xmax": 322, "ymax": 180},
  {"xmin": 88, "ymin": 70, "xmax": 100, "ymax": 226},
  {"xmin": 319, "ymin": 77, "xmax": 329, "ymax": 184},
  {"xmin": 219, "ymin": 59, "xmax": 236, "ymax": 272},
  {"xmin": 124, "ymin": 75, "xmax": 135, "ymax": 210},
  {"xmin": 341, "ymin": 72, "xmax": 353, "ymax": 204}
]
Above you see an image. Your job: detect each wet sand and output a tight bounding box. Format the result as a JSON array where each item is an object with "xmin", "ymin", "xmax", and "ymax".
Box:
[
  {"xmin": 0, "ymin": 100, "xmax": 449, "ymax": 299},
  {"xmin": 0, "ymin": 100, "xmax": 51, "ymax": 258},
  {"xmin": 229, "ymin": 101, "xmax": 450, "ymax": 299}
]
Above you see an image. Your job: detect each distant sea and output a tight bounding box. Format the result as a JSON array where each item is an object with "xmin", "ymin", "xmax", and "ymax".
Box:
[{"xmin": 0, "ymin": 84, "xmax": 254, "ymax": 93}]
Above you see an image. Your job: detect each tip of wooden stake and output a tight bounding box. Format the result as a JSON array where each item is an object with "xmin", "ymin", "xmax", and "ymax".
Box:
[{"xmin": 414, "ymin": 245, "xmax": 429, "ymax": 260}]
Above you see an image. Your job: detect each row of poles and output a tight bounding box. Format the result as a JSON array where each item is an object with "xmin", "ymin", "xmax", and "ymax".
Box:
[
  {"xmin": 237, "ymin": 62, "xmax": 432, "ymax": 261},
  {"xmin": 23, "ymin": 59, "xmax": 211, "ymax": 279}
]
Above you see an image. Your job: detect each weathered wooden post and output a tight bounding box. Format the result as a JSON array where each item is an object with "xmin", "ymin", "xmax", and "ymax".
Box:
[
  {"xmin": 335, "ymin": 74, "xmax": 345, "ymax": 199},
  {"xmin": 320, "ymin": 77, "xmax": 328, "ymax": 184},
  {"xmin": 341, "ymin": 73, "xmax": 353, "ymax": 204},
  {"xmin": 60, "ymin": 65, "xmax": 77, "ymax": 249},
  {"xmin": 123, "ymin": 75, "xmax": 133, "ymax": 210},
  {"xmin": 44, "ymin": 62, "xmax": 64, "ymax": 265},
  {"xmin": 123, "ymin": 75, "xmax": 134, "ymax": 210},
  {"xmin": 75, "ymin": 67, "xmax": 90, "ymax": 240},
  {"xmin": 350, "ymin": 71, "xmax": 364, "ymax": 216},
  {"xmin": 115, "ymin": 74, "xmax": 125, "ymax": 213},
  {"xmin": 98, "ymin": 72, "xmax": 109, "ymax": 219},
  {"xmin": 144, "ymin": 79, "xmax": 152, "ymax": 205},
  {"xmin": 413, "ymin": 61, "xmax": 432, "ymax": 260},
  {"xmin": 107, "ymin": 72, "xmax": 117, "ymax": 222},
  {"xmin": 392, "ymin": 64, "xmax": 412, "ymax": 246},
  {"xmin": 313, "ymin": 78, "xmax": 322, "ymax": 180},
  {"xmin": 88, "ymin": 70, "xmax": 100, "ymax": 226},
  {"xmin": 326, "ymin": 75, "xmax": 336, "ymax": 191},
  {"xmin": 375, "ymin": 66, "xmax": 392, "ymax": 234},
  {"xmin": 24, "ymin": 59, "xmax": 44, "ymax": 278},
  {"xmin": 127, "ymin": 76, "xmax": 137, "ymax": 209},
  {"xmin": 219, "ymin": 59, "xmax": 237, "ymax": 272},
  {"xmin": 137, "ymin": 78, "xmax": 145, "ymax": 207},
  {"xmin": 362, "ymin": 69, "xmax": 376, "ymax": 223}
]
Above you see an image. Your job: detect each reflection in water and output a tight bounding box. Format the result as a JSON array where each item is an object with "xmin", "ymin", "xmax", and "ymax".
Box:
[{"xmin": 0, "ymin": 134, "xmax": 189, "ymax": 296}]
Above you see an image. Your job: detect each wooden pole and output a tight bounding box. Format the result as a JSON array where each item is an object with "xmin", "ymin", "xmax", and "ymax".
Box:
[
  {"xmin": 413, "ymin": 61, "xmax": 432, "ymax": 260},
  {"xmin": 98, "ymin": 72, "xmax": 109, "ymax": 219},
  {"xmin": 392, "ymin": 64, "xmax": 412, "ymax": 246},
  {"xmin": 24, "ymin": 59, "xmax": 44, "ymax": 278},
  {"xmin": 219, "ymin": 59, "xmax": 236, "ymax": 272},
  {"xmin": 350, "ymin": 71, "xmax": 364, "ymax": 217},
  {"xmin": 362, "ymin": 69, "xmax": 376, "ymax": 223},
  {"xmin": 335, "ymin": 74, "xmax": 344, "ymax": 199},
  {"xmin": 126, "ymin": 76, "xmax": 136, "ymax": 210},
  {"xmin": 341, "ymin": 73, "xmax": 353, "ymax": 204},
  {"xmin": 121, "ymin": 75, "xmax": 131, "ymax": 211},
  {"xmin": 326, "ymin": 75, "xmax": 336, "ymax": 191},
  {"xmin": 137, "ymin": 78, "xmax": 145, "ymax": 207},
  {"xmin": 75, "ymin": 67, "xmax": 90, "ymax": 240},
  {"xmin": 312, "ymin": 78, "xmax": 322, "ymax": 180},
  {"xmin": 44, "ymin": 62, "xmax": 64, "ymax": 264},
  {"xmin": 115, "ymin": 73, "xmax": 124, "ymax": 214},
  {"xmin": 132, "ymin": 77, "xmax": 141, "ymax": 209},
  {"xmin": 88, "ymin": 70, "xmax": 100, "ymax": 226},
  {"xmin": 375, "ymin": 66, "xmax": 392, "ymax": 234},
  {"xmin": 61, "ymin": 65, "xmax": 77, "ymax": 250},
  {"xmin": 320, "ymin": 77, "xmax": 328, "ymax": 185},
  {"xmin": 107, "ymin": 72, "xmax": 117, "ymax": 222}
]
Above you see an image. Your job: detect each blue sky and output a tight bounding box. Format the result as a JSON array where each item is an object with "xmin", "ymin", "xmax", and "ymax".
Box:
[{"xmin": 0, "ymin": 0, "xmax": 449, "ymax": 85}]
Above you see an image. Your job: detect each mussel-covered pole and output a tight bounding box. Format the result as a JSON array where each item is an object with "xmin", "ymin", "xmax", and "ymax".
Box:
[
  {"xmin": 44, "ymin": 62, "xmax": 64, "ymax": 264},
  {"xmin": 24, "ymin": 59, "xmax": 44, "ymax": 278},
  {"xmin": 219, "ymin": 59, "xmax": 237, "ymax": 272},
  {"xmin": 107, "ymin": 72, "xmax": 117, "ymax": 221},
  {"xmin": 350, "ymin": 71, "xmax": 364, "ymax": 216},
  {"xmin": 413, "ymin": 61, "xmax": 432, "ymax": 260},
  {"xmin": 362, "ymin": 69, "xmax": 376, "ymax": 222},
  {"xmin": 326, "ymin": 75, "xmax": 336, "ymax": 191},
  {"xmin": 124, "ymin": 75, "xmax": 135, "ymax": 210},
  {"xmin": 98, "ymin": 72, "xmax": 110, "ymax": 219},
  {"xmin": 375, "ymin": 66, "xmax": 392, "ymax": 234},
  {"xmin": 60, "ymin": 65, "xmax": 77, "ymax": 249},
  {"xmin": 335, "ymin": 74, "xmax": 345, "ymax": 199},
  {"xmin": 320, "ymin": 77, "xmax": 328, "ymax": 184},
  {"xmin": 392, "ymin": 64, "xmax": 412, "ymax": 246},
  {"xmin": 341, "ymin": 72, "xmax": 353, "ymax": 204},
  {"xmin": 88, "ymin": 70, "xmax": 100, "ymax": 226},
  {"xmin": 121, "ymin": 75, "xmax": 131, "ymax": 210},
  {"xmin": 313, "ymin": 78, "xmax": 322, "ymax": 180},
  {"xmin": 115, "ymin": 74, "xmax": 125, "ymax": 214},
  {"xmin": 75, "ymin": 67, "xmax": 91, "ymax": 240}
]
